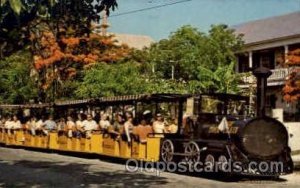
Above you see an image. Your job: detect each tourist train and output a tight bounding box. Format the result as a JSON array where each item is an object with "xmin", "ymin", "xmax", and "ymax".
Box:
[{"xmin": 0, "ymin": 92, "xmax": 293, "ymax": 177}]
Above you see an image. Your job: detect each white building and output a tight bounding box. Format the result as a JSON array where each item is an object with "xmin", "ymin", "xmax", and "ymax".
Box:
[{"xmin": 233, "ymin": 11, "xmax": 300, "ymax": 122}]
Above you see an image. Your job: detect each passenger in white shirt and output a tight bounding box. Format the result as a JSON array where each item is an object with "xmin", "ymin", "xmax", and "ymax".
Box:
[
  {"xmin": 36, "ymin": 118, "xmax": 44, "ymax": 133},
  {"xmin": 82, "ymin": 114, "xmax": 98, "ymax": 138},
  {"xmin": 99, "ymin": 113, "xmax": 111, "ymax": 131},
  {"xmin": 4, "ymin": 117, "xmax": 13, "ymax": 129},
  {"xmin": 11, "ymin": 115, "xmax": 21, "ymax": 129},
  {"xmin": 29, "ymin": 116, "xmax": 38, "ymax": 135},
  {"xmin": 75, "ymin": 114, "xmax": 84, "ymax": 138},
  {"xmin": 152, "ymin": 114, "xmax": 165, "ymax": 136},
  {"xmin": 66, "ymin": 116, "xmax": 75, "ymax": 138}
]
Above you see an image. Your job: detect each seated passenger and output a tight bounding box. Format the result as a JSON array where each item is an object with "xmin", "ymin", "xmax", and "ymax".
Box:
[
  {"xmin": 164, "ymin": 118, "xmax": 178, "ymax": 134},
  {"xmin": 0, "ymin": 117, "xmax": 6, "ymax": 129},
  {"xmin": 11, "ymin": 115, "xmax": 21, "ymax": 130},
  {"xmin": 66, "ymin": 116, "xmax": 75, "ymax": 138},
  {"xmin": 82, "ymin": 114, "xmax": 98, "ymax": 138},
  {"xmin": 152, "ymin": 114, "xmax": 165, "ymax": 135},
  {"xmin": 99, "ymin": 113, "xmax": 111, "ymax": 131},
  {"xmin": 42, "ymin": 115, "xmax": 57, "ymax": 135},
  {"xmin": 133, "ymin": 120, "xmax": 153, "ymax": 143},
  {"xmin": 4, "ymin": 116, "xmax": 13, "ymax": 135},
  {"xmin": 124, "ymin": 112, "xmax": 134, "ymax": 142},
  {"xmin": 29, "ymin": 116, "xmax": 38, "ymax": 135},
  {"xmin": 75, "ymin": 113, "xmax": 84, "ymax": 134},
  {"xmin": 113, "ymin": 113, "xmax": 124, "ymax": 134},
  {"xmin": 143, "ymin": 110, "xmax": 153, "ymax": 125},
  {"xmin": 36, "ymin": 117, "xmax": 45, "ymax": 134},
  {"xmin": 57, "ymin": 118, "xmax": 66, "ymax": 132}
]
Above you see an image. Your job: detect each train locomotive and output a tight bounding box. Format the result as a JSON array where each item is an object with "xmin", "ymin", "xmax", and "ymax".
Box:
[
  {"xmin": 160, "ymin": 66, "xmax": 293, "ymax": 176},
  {"xmin": 160, "ymin": 95, "xmax": 293, "ymax": 176}
]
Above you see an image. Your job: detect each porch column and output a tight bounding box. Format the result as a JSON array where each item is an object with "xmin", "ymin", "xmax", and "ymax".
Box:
[
  {"xmin": 248, "ymin": 51, "xmax": 253, "ymax": 68},
  {"xmin": 284, "ymin": 45, "xmax": 289, "ymax": 63}
]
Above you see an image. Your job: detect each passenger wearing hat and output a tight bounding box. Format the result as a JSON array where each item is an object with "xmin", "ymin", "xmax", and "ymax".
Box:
[
  {"xmin": 152, "ymin": 113, "xmax": 165, "ymax": 136},
  {"xmin": 143, "ymin": 110, "xmax": 153, "ymax": 125}
]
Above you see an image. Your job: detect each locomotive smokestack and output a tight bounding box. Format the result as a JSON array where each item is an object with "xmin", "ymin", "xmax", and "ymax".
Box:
[{"xmin": 253, "ymin": 66, "xmax": 272, "ymax": 117}]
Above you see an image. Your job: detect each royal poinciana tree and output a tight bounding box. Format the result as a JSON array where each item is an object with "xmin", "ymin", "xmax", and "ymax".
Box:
[
  {"xmin": 0, "ymin": 0, "xmax": 118, "ymax": 58},
  {"xmin": 0, "ymin": 0, "xmax": 131, "ymax": 102},
  {"xmin": 283, "ymin": 48, "xmax": 300, "ymax": 103}
]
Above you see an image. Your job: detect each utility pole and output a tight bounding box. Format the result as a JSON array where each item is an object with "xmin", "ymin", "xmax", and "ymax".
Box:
[{"xmin": 169, "ymin": 60, "xmax": 175, "ymax": 80}]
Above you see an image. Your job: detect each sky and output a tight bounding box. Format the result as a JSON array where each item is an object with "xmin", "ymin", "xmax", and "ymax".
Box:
[{"xmin": 107, "ymin": 0, "xmax": 300, "ymax": 41}]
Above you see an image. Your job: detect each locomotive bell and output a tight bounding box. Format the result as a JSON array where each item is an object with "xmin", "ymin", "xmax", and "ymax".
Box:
[{"xmin": 253, "ymin": 66, "xmax": 272, "ymax": 117}]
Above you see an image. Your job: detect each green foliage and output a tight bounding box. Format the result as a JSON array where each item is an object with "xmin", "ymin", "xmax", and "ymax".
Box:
[
  {"xmin": 75, "ymin": 62, "xmax": 189, "ymax": 98},
  {"xmin": 76, "ymin": 24, "xmax": 244, "ymax": 98},
  {"xmin": 197, "ymin": 61, "xmax": 241, "ymax": 93},
  {"xmin": 0, "ymin": 50, "xmax": 38, "ymax": 103},
  {"xmin": 75, "ymin": 62, "xmax": 146, "ymax": 98},
  {"xmin": 0, "ymin": 24, "xmax": 244, "ymax": 102},
  {"xmin": 8, "ymin": 0, "xmax": 22, "ymax": 15},
  {"xmin": 140, "ymin": 25, "xmax": 244, "ymax": 94}
]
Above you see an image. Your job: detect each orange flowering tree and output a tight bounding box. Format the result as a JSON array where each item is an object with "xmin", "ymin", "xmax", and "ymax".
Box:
[
  {"xmin": 283, "ymin": 48, "xmax": 300, "ymax": 102},
  {"xmin": 30, "ymin": 22, "xmax": 131, "ymax": 102}
]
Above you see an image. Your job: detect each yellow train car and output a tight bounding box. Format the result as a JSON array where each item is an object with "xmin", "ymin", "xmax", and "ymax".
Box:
[{"xmin": 0, "ymin": 94, "xmax": 188, "ymax": 163}]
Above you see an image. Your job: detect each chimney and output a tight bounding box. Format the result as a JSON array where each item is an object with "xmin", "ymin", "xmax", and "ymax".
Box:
[{"xmin": 253, "ymin": 66, "xmax": 272, "ymax": 117}]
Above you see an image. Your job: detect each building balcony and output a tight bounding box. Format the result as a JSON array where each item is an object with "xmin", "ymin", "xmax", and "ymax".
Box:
[
  {"xmin": 269, "ymin": 68, "xmax": 290, "ymax": 81},
  {"xmin": 238, "ymin": 68, "xmax": 290, "ymax": 87}
]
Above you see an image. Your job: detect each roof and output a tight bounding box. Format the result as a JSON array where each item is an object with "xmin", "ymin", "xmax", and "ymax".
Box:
[
  {"xmin": 112, "ymin": 33, "xmax": 155, "ymax": 50},
  {"xmin": 100, "ymin": 94, "xmax": 149, "ymax": 103},
  {"xmin": 233, "ymin": 12, "xmax": 300, "ymax": 45},
  {"xmin": 55, "ymin": 99, "xmax": 91, "ymax": 107},
  {"xmin": 0, "ymin": 103, "xmax": 50, "ymax": 109}
]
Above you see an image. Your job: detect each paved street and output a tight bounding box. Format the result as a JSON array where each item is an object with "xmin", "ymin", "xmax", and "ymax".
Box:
[{"xmin": 0, "ymin": 147, "xmax": 299, "ymax": 188}]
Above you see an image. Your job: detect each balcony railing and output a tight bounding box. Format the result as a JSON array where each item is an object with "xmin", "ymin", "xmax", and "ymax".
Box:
[
  {"xmin": 239, "ymin": 68, "xmax": 290, "ymax": 86},
  {"xmin": 268, "ymin": 68, "xmax": 290, "ymax": 81}
]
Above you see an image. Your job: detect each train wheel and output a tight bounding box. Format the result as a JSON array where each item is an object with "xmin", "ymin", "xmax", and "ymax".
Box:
[
  {"xmin": 184, "ymin": 141, "xmax": 200, "ymax": 163},
  {"xmin": 161, "ymin": 139, "xmax": 174, "ymax": 163}
]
